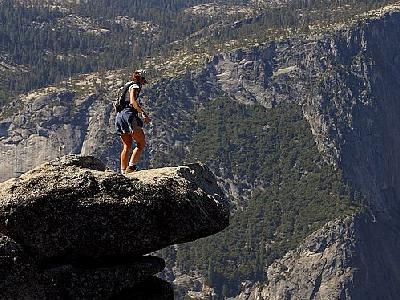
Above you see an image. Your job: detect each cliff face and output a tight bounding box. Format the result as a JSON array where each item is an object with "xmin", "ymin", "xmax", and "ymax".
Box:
[
  {"xmin": 1, "ymin": 4, "xmax": 400, "ymax": 299},
  {"xmin": 0, "ymin": 88, "xmax": 119, "ymax": 179},
  {"xmin": 168, "ymin": 9, "xmax": 400, "ymax": 297},
  {"xmin": 235, "ymin": 217, "xmax": 357, "ymax": 300},
  {"xmin": 232, "ymin": 6, "xmax": 400, "ymax": 300}
]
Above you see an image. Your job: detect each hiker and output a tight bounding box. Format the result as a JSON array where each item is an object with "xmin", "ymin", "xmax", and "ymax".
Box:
[{"xmin": 115, "ymin": 70, "xmax": 151, "ymax": 174}]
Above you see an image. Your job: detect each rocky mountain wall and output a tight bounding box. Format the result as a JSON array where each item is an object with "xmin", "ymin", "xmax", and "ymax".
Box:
[
  {"xmin": 1, "ymin": 4, "xmax": 400, "ymax": 299},
  {"xmin": 233, "ymin": 7, "xmax": 400, "ymax": 300}
]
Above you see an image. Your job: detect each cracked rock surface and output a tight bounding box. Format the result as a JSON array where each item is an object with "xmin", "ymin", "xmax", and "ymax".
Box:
[{"xmin": 0, "ymin": 155, "xmax": 229, "ymax": 299}]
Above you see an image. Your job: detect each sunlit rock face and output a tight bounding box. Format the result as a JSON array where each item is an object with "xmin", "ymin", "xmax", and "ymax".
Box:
[
  {"xmin": 1, "ymin": 4, "xmax": 400, "ymax": 299},
  {"xmin": 0, "ymin": 155, "xmax": 229, "ymax": 299}
]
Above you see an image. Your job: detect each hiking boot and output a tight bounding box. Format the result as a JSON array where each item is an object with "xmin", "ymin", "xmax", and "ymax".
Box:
[{"xmin": 125, "ymin": 165, "xmax": 137, "ymax": 174}]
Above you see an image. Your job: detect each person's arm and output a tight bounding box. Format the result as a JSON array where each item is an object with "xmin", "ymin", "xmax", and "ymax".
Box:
[{"xmin": 130, "ymin": 88, "xmax": 151, "ymax": 123}]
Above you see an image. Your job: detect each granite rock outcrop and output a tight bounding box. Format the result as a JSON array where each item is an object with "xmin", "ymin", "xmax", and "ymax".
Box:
[
  {"xmin": 1, "ymin": 3, "xmax": 400, "ymax": 299},
  {"xmin": 0, "ymin": 155, "xmax": 229, "ymax": 299}
]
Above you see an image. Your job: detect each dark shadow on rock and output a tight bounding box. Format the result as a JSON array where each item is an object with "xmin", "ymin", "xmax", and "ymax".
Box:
[
  {"xmin": 42, "ymin": 256, "xmax": 166, "ymax": 299},
  {"xmin": 0, "ymin": 155, "xmax": 229, "ymax": 299},
  {"xmin": 39, "ymin": 254, "xmax": 165, "ymax": 270},
  {"xmin": 109, "ymin": 276, "xmax": 174, "ymax": 300}
]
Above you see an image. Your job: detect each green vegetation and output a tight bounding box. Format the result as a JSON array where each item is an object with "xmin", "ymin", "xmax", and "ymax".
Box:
[
  {"xmin": 0, "ymin": 0, "xmax": 237, "ymax": 95},
  {"xmin": 157, "ymin": 97, "xmax": 361, "ymax": 298},
  {"xmin": 0, "ymin": 0, "xmax": 397, "ymax": 107},
  {"xmin": 0, "ymin": 0, "xmax": 378, "ymax": 297},
  {"xmin": 0, "ymin": 0, "xmax": 127, "ymax": 92}
]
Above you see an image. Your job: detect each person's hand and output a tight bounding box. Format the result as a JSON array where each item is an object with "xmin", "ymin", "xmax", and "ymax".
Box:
[{"xmin": 144, "ymin": 115, "xmax": 152, "ymax": 124}]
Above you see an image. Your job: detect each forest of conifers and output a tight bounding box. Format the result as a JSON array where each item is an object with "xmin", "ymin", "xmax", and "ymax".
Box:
[
  {"xmin": 0, "ymin": 0, "xmax": 395, "ymax": 297},
  {"xmin": 0, "ymin": 0, "xmax": 396, "ymax": 107}
]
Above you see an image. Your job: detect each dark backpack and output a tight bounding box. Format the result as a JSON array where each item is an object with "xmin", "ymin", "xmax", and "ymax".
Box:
[{"xmin": 114, "ymin": 81, "xmax": 142, "ymax": 113}]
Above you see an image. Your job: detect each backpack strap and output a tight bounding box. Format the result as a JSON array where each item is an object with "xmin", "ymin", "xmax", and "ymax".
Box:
[
  {"xmin": 115, "ymin": 81, "xmax": 143, "ymax": 113},
  {"xmin": 131, "ymin": 80, "xmax": 142, "ymax": 97},
  {"xmin": 121, "ymin": 82, "xmax": 134, "ymax": 103},
  {"xmin": 124, "ymin": 81, "xmax": 142, "ymax": 99}
]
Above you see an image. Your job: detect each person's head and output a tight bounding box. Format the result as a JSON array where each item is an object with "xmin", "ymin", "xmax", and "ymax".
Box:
[{"xmin": 133, "ymin": 69, "xmax": 147, "ymax": 84}]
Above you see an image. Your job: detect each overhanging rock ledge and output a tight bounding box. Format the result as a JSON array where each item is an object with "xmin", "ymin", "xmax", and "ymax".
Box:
[{"xmin": 0, "ymin": 155, "xmax": 229, "ymax": 299}]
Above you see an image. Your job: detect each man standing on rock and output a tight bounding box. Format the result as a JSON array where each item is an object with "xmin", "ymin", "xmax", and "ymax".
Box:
[{"xmin": 115, "ymin": 70, "xmax": 151, "ymax": 174}]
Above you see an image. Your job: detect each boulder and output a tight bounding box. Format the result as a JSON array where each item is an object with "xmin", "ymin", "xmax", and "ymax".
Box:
[
  {"xmin": 0, "ymin": 155, "xmax": 229, "ymax": 299},
  {"xmin": 0, "ymin": 155, "xmax": 229, "ymax": 261}
]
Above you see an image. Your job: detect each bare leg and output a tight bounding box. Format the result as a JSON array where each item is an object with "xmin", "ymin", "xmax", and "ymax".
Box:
[
  {"xmin": 129, "ymin": 128, "xmax": 146, "ymax": 166},
  {"xmin": 120, "ymin": 134, "xmax": 133, "ymax": 172}
]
